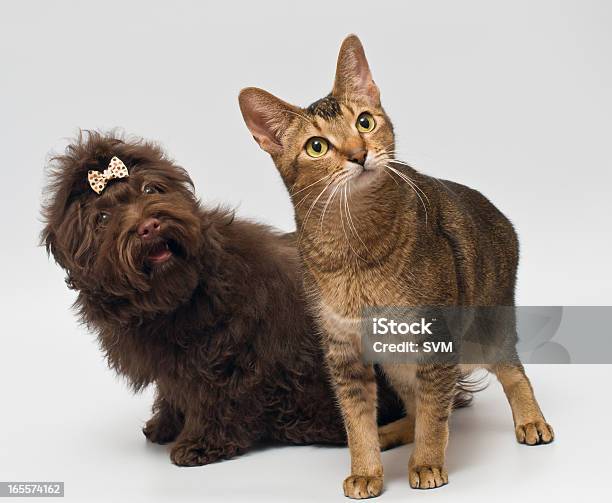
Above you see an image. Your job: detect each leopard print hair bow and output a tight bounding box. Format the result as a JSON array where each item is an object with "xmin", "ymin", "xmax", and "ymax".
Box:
[{"xmin": 87, "ymin": 156, "xmax": 129, "ymax": 194}]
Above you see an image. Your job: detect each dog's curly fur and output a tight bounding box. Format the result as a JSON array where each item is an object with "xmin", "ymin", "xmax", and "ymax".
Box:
[{"xmin": 41, "ymin": 131, "xmax": 405, "ymax": 466}]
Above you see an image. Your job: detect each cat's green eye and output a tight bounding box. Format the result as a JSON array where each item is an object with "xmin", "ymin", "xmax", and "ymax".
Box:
[
  {"xmin": 305, "ymin": 137, "xmax": 329, "ymax": 158},
  {"xmin": 356, "ymin": 112, "xmax": 376, "ymax": 133}
]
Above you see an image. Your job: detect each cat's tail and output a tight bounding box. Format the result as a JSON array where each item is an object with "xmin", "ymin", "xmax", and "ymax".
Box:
[
  {"xmin": 378, "ymin": 371, "xmax": 489, "ymax": 451},
  {"xmin": 452, "ymin": 370, "xmax": 490, "ymax": 409}
]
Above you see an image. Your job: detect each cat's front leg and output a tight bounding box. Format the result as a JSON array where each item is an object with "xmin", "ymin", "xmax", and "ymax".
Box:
[
  {"xmin": 408, "ymin": 364, "xmax": 458, "ymax": 490},
  {"xmin": 491, "ymin": 362, "xmax": 554, "ymax": 445},
  {"xmin": 325, "ymin": 337, "xmax": 383, "ymax": 499}
]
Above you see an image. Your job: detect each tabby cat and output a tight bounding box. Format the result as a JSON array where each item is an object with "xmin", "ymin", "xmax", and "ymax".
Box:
[{"xmin": 239, "ymin": 35, "xmax": 554, "ymax": 498}]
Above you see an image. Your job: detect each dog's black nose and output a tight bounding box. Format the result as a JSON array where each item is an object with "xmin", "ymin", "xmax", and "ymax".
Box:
[{"xmin": 138, "ymin": 218, "xmax": 161, "ymax": 239}]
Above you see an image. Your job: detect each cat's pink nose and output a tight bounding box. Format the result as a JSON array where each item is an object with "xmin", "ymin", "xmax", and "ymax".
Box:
[{"xmin": 348, "ymin": 149, "xmax": 367, "ymax": 166}]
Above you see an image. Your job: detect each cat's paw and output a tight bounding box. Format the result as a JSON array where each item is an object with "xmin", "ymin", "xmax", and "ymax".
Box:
[
  {"xmin": 516, "ymin": 421, "xmax": 554, "ymax": 445},
  {"xmin": 343, "ymin": 475, "xmax": 383, "ymax": 499},
  {"xmin": 408, "ymin": 465, "xmax": 448, "ymax": 489}
]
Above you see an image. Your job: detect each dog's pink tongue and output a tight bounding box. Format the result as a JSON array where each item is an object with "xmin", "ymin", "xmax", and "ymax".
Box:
[{"xmin": 148, "ymin": 243, "xmax": 172, "ymax": 263}]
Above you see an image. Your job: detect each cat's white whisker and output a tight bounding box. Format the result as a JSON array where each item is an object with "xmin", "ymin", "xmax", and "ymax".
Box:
[
  {"xmin": 385, "ymin": 164, "xmax": 429, "ymax": 225},
  {"xmin": 382, "ymin": 159, "xmax": 429, "ymax": 199},
  {"xmin": 299, "ymin": 173, "xmax": 343, "ymax": 243},
  {"xmin": 294, "ymin": 188, "xmax": 315, "ymax": 210},
  {"xmin": 344, "ymin": 182, "xmax": 370, "ymax": 255},
  {"xmin": 319, "ymin": 177, "xmax": 345, "ymax": 232},
  {"xmin": 381, "ymin": 142, "xmax": 397, "ymax": 156},
  {"xmin": 284, "ymin": 108, "xmax": 315, "ymax": 125},
  {"xmin": 390, "ymin": 165, "xmax": 430, "ymax": 204},
  {"xmin": 339, "ymin": 182, "xmax": 367, "ymax": 262},
  {"xmin": 291, "ymin": 172, "xmax": 334, "ymax": 196},
  {"xmin": 385, "ymin": 156, "xmax": 453, "ymax": 195},
  {"xmin": 342, "ymin": 183, "xmax": 358, "ymax": 239},
  {"xmin": 382, "ymin": 167, "xmax": 400, "ymax": 186}
]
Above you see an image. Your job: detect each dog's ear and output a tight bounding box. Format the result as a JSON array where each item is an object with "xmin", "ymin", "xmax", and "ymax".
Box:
[
  {"xmin": 41, "ymin": 176, "xmax": 70, "ymax": 268},
  {"xmin": 42, "ymin": 197, "xmax": 94, "ymax": 274},
  {"xmin": 41, "ymin": 223, "xmax": 58, "ymax": 262},
  {"xmin": 41, "ymin": 148, "xmax": 97, "ymax": 275},
  {"xmin": 238, "ymin": 87, "xmax": 298, "ymax": 157}
]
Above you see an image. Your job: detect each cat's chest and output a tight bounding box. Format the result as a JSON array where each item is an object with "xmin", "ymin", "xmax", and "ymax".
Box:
[{"xmin": 311, "ymin": 266, "xmax": 414, "ymax": 318}]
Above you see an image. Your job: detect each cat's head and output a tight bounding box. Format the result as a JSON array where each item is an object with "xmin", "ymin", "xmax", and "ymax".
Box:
[{"xmin": 239, "ymin": 35, "xmax": 395, "ymax": 199}]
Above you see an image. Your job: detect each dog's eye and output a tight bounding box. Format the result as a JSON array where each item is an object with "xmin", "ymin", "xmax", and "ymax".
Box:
[
  {"xmin": 98, "ymin": 211, "xmax": 111, "ymax": 225},
  {"xmin": 143, "ymin": 184, "xmax": 159, "ymax": 195}
]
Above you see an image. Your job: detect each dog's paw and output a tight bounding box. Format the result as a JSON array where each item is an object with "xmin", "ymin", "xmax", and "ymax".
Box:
[
  {"xmin": 142, "ymin": 415, "xmax": 179, "ymax": 445},
  {"xmin": 170, "ymin": 441, "xmax": 215, "ymax": 466},
  {"xmin": 516, "ymin": 421, "xmax": 554, "ymax": 445},
  {"xmin": 343, "ymin": 475, "xmax": 383, "ymax": 499},
  {"xmin": 408, "ymin": 465, "xmax": 448, "ymax": 490}
]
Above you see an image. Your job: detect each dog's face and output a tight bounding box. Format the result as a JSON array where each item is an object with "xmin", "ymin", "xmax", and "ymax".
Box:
[{"xmin": 42, "ymin": 133, "xmax": 204, "ymax": 312}]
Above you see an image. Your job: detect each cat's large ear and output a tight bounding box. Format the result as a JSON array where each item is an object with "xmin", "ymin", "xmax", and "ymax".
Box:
[
  {"xmin": 239, "ymin": 87, "xmax": 298, "ymax": 156},
  {"xmin": 332, "ymin": 34, "xmax": 380, "ymax": 105}
]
